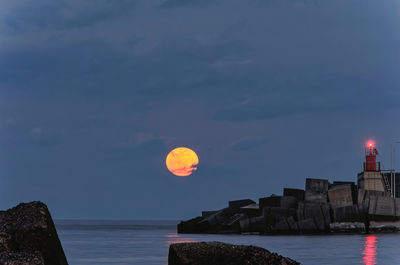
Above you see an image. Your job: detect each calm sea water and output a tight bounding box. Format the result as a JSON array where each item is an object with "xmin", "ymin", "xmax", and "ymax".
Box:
[{"xmin": 56, "ymin": 220, "xmax": 400, "ymax": 265}]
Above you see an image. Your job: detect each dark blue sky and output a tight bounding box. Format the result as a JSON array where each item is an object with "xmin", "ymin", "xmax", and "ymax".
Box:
[{"xmin": 1, "ymin": 0, "xmax": 399, "ymax": 219}]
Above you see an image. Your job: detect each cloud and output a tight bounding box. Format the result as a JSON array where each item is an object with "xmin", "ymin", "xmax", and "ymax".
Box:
[
  {"xmin": 31, "ymin": 127, "xmax": 42, "ymax": 135},
  {"xmin": 2, "ymin": 0, "xmax": 135, "ymax": 31},
  {"xmin": 0, "ymin": 0, "xmax": 399, "ymax": 218},
  {"xmin": 231, "ymin": 138, "xmax": 270, "ymax": 152},
  {"xmin": 125, "ymin": 132, "xmax": 176, "ymax": 146},
  {"xmin": 159, "ymin": 0, "xmax": 215, "ymax": 8}
]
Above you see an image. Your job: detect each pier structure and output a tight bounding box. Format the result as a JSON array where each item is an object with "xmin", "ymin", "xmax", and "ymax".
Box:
[{"xmin": 178, "ymin": 141, "xmax": 400, "ymax": 235}]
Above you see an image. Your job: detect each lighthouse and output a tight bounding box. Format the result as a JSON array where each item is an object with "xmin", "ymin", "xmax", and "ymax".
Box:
[
  {"xmin": 357, "ymin": 141, "xmax": 387, "ymax": 193},
  {"xmin": 364, "ymin": 141, "xmax": 380, "ymax": 172}
]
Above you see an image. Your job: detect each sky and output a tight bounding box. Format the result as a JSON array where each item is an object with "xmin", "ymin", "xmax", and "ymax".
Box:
[{"xmin": 0, "ymin": 0, "xmax": 399, "ymax": 219}]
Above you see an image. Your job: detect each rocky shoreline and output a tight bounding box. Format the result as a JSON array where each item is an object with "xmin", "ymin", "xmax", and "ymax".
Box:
[
  {"xmin": 178, "ymin": 178, "xmax": 400, "ymax": 235},
  {"xmin": 0, "ymin": 201, "xmax": 68, "ymax": 265}
]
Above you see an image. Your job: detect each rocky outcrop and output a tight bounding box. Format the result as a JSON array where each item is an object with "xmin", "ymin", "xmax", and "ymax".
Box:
[
  {"xmin": 0, "ymin": 252, "xmax": 44, "ymax": 265},
  {"xmin": 168, "ymin": 242, "xmax": 300, "ymax": 265},
  {"xmin": 0, "ymin": 201, "xmax": 68, "ymax": 265}
]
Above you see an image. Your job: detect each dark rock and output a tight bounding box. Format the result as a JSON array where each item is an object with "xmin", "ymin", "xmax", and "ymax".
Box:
[
  {"xmin": 228, "ymin": 199, "xmax": 255, "ymax": 210},
  {"xmin": 259, "ymin": 196, "xmax": 281, "ymax": 208},
  {"xmin": 283, "ymin": 188, "xmax": 305, "ymax": 201},
  {"xmin": 0, "ymin": 251, "xmax": 44, "ymax": 265},
  {"xmin": 0, "ymin": 201, "xmax": 68, "ymax": 265},
  {"xmin": 168, "ymin": 241, "xmax": 301, "ymax": 265}
]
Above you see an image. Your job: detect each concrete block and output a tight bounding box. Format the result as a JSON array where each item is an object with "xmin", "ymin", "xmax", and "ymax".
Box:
[
  {"xmin": 286, "ymin": 216, "xmax": 298, "ymax": 231},
  {"xmin": 328, "ymin": 184, "xmax": 354, "ymax": 208},
  {"xmin": 305, "ymin": 178, "xmax": 329, "ymax": 202},
  {"xmin": 333, "ymin": 205, "xmax": 360, "ymax": 222},
  {"xmin": 227, "ymin": 213, "xmax": 247, "ymax": 229},
  {"xmin": 239, "ymin": 216, "xmax": 265, "ymax": 233},
  {"xmin": 229, "ymin": 199, "xmax": 255, "ymax": 210},
  {"xmin": 374, "ymin": 196, "xmax": 395, "ymax": 216},
  {"xmin": 357, "ymin": 189, "xmax": 366, "ymax": 205},
  {"xmin": 283, "ymin": 188, "xmax": 305, "ymax": 201},
  {"xmin": 297, "ymin": 201, "xmax": 305, "ymax": 221},
  {"xmin": 288, "ymin": 208, "xmax": 297, "ymax": 218},
  {"xmin": 359, "ymin": 189, "xmax": 386, "ymax": 205},
  {"xmin": 239, "ymin": 218, "xmax": 251, "ymax": 231},
  {"xmin": 321, "ymin": 203, "xmax": 331, "ymax": 225},
  {"xmin": 202, "ymin": 207, "xmax": 233, "ymax": 225},
  {"xmin": 259, "ymin": 196, "xmax": 281, "ymax": 208},
  {"xmin": 369, "ymin": 221, "xmax": 400, "ymax": 232},
  {"xmin": 274, "ymin": 218, "xmax": 290, "ymax": 231},
  {"xmin": 298, "ymin": 218, "xmax": 317, "ymax": 232},
  {"xmin": 358, "ymin": 171, "xmax": 386, "ymax": 192},
  {"xmin": 301, "ymin": 202, "xmax": 330, "ymax": 230},
  {"xmin": 303, "ymin": 203, "xmax": 322, "ymax": 220},
  {"xmin": 395, "ymin": 198, "xmax": 400, "ymax": 217},
  {"xmin": 262, "ymin": 206, "xmax": 271, "ymax": 217},
  {"xmin": 202, "ymin": 211, "xmax": 217, "ymax": 218},
  {"xmin": 280, "ymin": 196, "xmax": 298, "ymax": 209},
  {"xmin": 240, "ymin": 203, "xmax": 261, "ymax": 217},
  {"xmin": 368, "ymin": 196, "xmax": 378, "ymax": 215},
  {"xmin": 270, "ymin": 207, "xmax": 290, "ymax": 218},
  {"xmin": 178, "ymin": 216, "xmax": 205, "ymax": 233}
]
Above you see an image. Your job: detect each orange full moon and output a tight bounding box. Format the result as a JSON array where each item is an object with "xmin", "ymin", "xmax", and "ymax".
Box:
[{"xmin": 166, "ymin": 147, "xmax": 199, "ymax": 177}]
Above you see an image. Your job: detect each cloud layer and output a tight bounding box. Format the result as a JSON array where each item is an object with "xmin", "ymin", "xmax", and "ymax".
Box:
[{"xmin": 0, "ymin": 0, "xmax": 399, "ymax": 219}]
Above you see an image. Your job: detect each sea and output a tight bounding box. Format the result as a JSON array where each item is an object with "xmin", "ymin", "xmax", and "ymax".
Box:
[{"xmin": 55, "ymin": 220, "xmax": 400, "ymax": 265}]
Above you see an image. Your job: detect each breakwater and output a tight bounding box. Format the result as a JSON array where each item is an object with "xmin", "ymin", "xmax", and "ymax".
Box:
[{"xmin": 178, "ymin": 178, "xmax": 400, "ymax": 235}]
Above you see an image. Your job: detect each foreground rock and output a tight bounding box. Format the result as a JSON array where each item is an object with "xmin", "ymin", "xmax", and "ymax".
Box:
[
  {"xmin": 168, "ymin": 241, "xmax": 300, "ymax": 265},
  {"xmin": 0, "ymin": 201, "xmax": 68, "ymax": 265}
]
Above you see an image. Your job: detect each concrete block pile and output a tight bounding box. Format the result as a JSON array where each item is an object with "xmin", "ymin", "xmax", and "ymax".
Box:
[{"xmin": 178, "ymin": 178, "xmax": 400, "ymax": 235}]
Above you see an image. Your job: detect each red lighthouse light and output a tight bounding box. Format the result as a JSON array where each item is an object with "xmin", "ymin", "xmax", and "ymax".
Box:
[{"xmin": 364, "ymin": 140, "xmax": 380, "ymax": 171}]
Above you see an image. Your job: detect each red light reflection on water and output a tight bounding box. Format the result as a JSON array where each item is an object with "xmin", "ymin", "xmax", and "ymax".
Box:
[
  {"xmin": 362, "ymin": 235, "xmax": 378, "ymax": 265},
  {"xmin": 165, "ymin": 233, "xmax": 196, "ymax": 246}
]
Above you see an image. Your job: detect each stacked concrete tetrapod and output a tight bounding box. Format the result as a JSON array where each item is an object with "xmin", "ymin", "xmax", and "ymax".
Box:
[
  {"xmin": 328, "ymin": 182, "xmax": 366, "ymax": 233},
  {"xmin": 178, "ymin": 177, "xmax": 400, "ymax": 234},
  {"xmin": 297, "ymin": 179, "xmax": 331, "ymax": 233}
]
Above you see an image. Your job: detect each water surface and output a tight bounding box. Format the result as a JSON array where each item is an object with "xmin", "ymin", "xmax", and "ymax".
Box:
[{"xmin": 56, "ymin": 220, "xmax": 400, "ymax": 265}]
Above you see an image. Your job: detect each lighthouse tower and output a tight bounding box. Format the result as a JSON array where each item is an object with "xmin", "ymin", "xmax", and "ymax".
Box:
[
  {"xmin": 364, "ymin": 142, "xmax": 380, "ymax": 171},
  {"xmin": 357, "ymin": 141, "xmax": 386, "ymax": 192}
]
